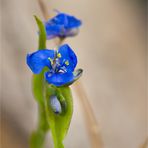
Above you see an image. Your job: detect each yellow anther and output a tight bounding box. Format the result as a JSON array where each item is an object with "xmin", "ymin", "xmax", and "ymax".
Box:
[
  {"xmin": 65, "ymin": 60, "xmax": 69, "ymax": 66},
  {"xmin": 48, "ymin": 57, "xmax": 53, "ymax": 65},
  {"xmin": 57, "ymin": 53, "xmax": 61, "ymax": 58}
]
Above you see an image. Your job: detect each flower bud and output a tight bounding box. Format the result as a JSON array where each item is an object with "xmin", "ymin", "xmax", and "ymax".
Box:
[{"xmin": 50, "ymin": 95, "xmax": 62, "ymax": 114}]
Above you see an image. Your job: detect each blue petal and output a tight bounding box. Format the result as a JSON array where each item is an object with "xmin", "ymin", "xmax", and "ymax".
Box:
[
  {"xmin": 45, "ymin": 24, "xmax": 61, "ymax": 39},
  {"xmin": 65, "ymin": 15, "xmax": 82, "ymax": 29},
  {"xmin": 45, "ymin": 13, "xmax": 82, "ymax": 39},
  {"xmin": 45, "ymin": 71, "xmax": 74, "ymax": 86},
  {"xmin": 61, "ymin": 69, "xmax": 83, "ymax": 86},
  {"xmin": 50, "ymin": 13, "xmax": 67, "ymax": 25},
  {"xmin": 26, "ymin": 49, "xmax": 55, "ymax": 74},
  {"xmin": 57, "ymin": 44, "xmax": 77, "ymax": 72},
  {"xmin": 64, "ymin": 28, "xmax": 79, "ymax": 37},
  {"xmin": 45, "ymin": 13, "xmax": 67, "ymax": 38},
  {"xmin": 51, "ymin": 13, "xmax": 82, "ymax": 29}
]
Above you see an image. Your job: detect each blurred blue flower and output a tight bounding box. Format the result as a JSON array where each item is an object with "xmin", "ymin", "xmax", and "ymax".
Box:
[
  {"xmin": 45, "ymin": 12, "xmax": 82, "ymax": 39},
  {"xmin": 27, "ymin": 44, "xmax": 82, "ymax": 86}
]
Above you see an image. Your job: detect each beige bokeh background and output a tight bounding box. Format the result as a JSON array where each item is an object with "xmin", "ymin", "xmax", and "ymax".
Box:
[{"xmin": 1, "ymin": 0, "xmax": 147, "ymax": 148}]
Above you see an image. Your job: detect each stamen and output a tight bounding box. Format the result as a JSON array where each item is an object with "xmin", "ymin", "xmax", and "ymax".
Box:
[
  {"xmin": 65, "ymin": 60, "xmax": 69, "ymax": 66},
  {"xmin": 48, "ymin": 57, "xmax": 53, "ymax": 65},
  {"xmin": 52, "ymin": 58, "xmax": 59, "ymax": 71},
  {"xmin": 57, "ymin": 53, "xmax": 61, "ymax": 58},
  {"xmin": 60, "ymin": 66, "xmax": 67, "ymax": 72}
]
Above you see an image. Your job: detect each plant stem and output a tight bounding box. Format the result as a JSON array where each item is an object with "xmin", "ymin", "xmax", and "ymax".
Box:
[{"xmin": 30, "ymin": 104, "xmax": 49, "ymax": 148}]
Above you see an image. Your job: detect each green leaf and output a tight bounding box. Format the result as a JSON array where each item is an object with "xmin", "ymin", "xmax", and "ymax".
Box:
[
  {"xmin": 45, "ymin": 85, "xmax": 73, "ymax": 148},
  {"xmin": 30, "ymin": 16, "xmax": 49, "ymax": 148},
  {"xmin": 32, "ymin": 72, "xmax": 44, "ymax": 105},
  {"xmin": 30, "ymin": 130, "xmax": 46, "ymax": 148},
  {"xmin": 32, "ymin": 15, "xmax": 47, "ymax": 104},
  {"xmin": 34, "ymin": 15, "xmax": 46, "ymax": 50}
]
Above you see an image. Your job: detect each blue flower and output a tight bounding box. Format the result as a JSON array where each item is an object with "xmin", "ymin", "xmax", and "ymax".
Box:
[
  {"xmin": 27, "ymin": 44, "xmax": 82, "ymax": 86},
  {"xmin": 45, "ymin": 12, "xmax": 82, "ymax": 39}
]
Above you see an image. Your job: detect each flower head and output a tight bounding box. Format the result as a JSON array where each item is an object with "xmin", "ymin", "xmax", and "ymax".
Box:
[
  {"xmin": 45, "ymin": 12, "xmax": 82, "ymax": 39},
  {"xmin": 27, "ymin": 44, "xmax": 82, "ymax": 86}
]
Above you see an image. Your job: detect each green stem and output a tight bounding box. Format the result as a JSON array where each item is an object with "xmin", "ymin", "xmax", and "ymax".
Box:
[
  {"xmin": 30, "ymin": 104, "xmax": 49, "ymax": 148},
  {"xmin": 53, "ymin": 138, "xmax": 64, "ymax": 148}
]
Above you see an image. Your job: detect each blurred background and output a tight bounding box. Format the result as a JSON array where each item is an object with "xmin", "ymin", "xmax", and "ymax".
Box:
[{"xmin": 1, "ymin": 0, "xmax": 147, "ymax": 148}]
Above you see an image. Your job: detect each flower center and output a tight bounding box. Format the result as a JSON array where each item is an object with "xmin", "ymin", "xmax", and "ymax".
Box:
[{"xmin": 48, "ymin": 53, "xmax": 69, "ymax": 74}]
